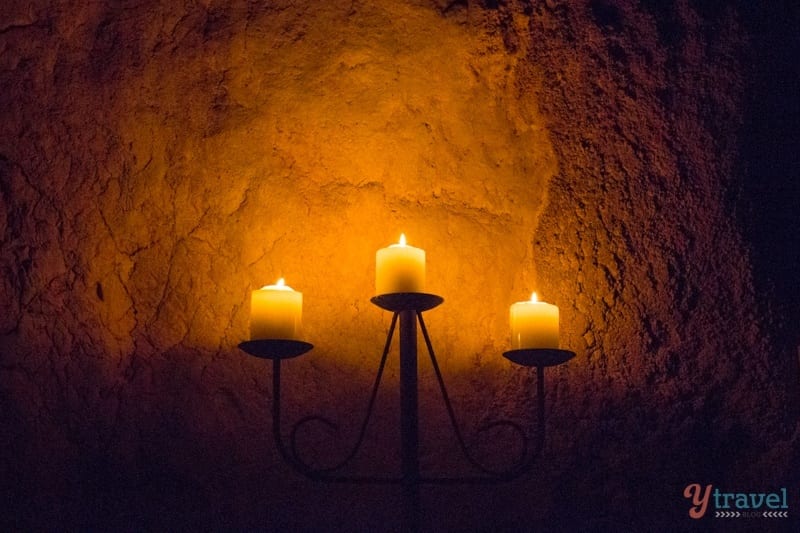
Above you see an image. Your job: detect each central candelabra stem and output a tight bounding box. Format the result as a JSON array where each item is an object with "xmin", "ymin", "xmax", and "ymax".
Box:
[{"xmin": 399, "ymin": 309, "xmax": 420, "ymax": 531}]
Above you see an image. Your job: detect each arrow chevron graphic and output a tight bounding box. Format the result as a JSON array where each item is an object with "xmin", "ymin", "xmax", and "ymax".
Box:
[
  {"xmin": 763, "ymin": 510, "xmax": 789, "ymax": 518},
  {"xmin": 712, "ymin": 509, "xmax": 792, "ymax": 518}
]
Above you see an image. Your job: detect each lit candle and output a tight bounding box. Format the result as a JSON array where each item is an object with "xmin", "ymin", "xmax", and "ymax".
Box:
[
  {"xmin": 510, "ymin": 292, "xmax": 559, "ymax": 349},
  {"xmin": 250, "ymin": 278, "xmax": 303, "ymax": 340},
  {"xmin": 375, "ymin": 234, "xmax": 426, "ymax": 295}
]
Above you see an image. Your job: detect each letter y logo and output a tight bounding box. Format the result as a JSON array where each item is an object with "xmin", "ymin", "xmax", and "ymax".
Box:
[{"xmin": 684, "ymin": 483, "xmax": 712, "ymax": 519}]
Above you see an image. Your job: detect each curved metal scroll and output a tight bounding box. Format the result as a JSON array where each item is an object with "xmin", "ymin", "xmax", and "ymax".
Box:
[
  {"xmin": 269, "ymin": 310, "xmax": 547, "ymax": 485},
  {"xmin": 272, "ymin": 313, "xmax": 402, "ymax": 483},
  {"xmin": 416, "ymin": 312, "xmax": 546, "ymax": 484}
]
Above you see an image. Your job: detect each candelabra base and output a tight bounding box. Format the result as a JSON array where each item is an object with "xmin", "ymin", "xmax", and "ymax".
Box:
[{"xmin": 502, "ymin": 348, "xmax": 576, "ymax": 367}]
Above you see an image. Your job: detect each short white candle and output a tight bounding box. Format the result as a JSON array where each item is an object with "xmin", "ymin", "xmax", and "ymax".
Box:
[
  {"xmin": 375, "ymin": 234, "xmax": 426, "ymax": 295},
  {"xmin": 250, "ymin": 278, "xmax": 303, "ymax": 340},
  {"xmin": 510, "ymin": 292, "xmax": 559, "ymax": 349}
]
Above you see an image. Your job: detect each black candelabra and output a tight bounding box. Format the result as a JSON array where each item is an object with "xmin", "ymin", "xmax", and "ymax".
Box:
[{"xmin": 239, "ymin": 292, "xmax": 574, "ymax": 532}]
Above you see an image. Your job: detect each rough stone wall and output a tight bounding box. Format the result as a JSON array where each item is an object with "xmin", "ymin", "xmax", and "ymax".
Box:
[
  {"xmin": 0, "ymin": 0, "xmax": 797, "ymax": 530},
  {"xmin": 526, "ymin": 0, "xmax": 799, "ymax": 526}
]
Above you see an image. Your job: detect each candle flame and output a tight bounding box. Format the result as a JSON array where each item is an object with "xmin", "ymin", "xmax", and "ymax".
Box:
[
  {"xmin": 277, "ymin": 278, "xmax": 285, "ymax": 286},
  {"xmin": 531, "ymin": 292, "xmax": 538, "ymax": 302},
  {"xmin": 399, "ymin": 233, "xmax": 406, "ymax": 246}
]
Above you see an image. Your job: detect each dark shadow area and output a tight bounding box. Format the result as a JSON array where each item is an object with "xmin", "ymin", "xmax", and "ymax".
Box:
[{"xmin": 736, "ymin": 1, "xmax": 800, "ymax": 351}]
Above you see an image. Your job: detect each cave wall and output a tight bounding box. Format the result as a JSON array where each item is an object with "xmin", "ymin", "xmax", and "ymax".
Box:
[
  {"xmin": 527, "ymin": 0, "xmax": 800, "ymax": 525},
  {"xmin": 1, "ymin": 0, "xmax": 797, "ymax": 530}
]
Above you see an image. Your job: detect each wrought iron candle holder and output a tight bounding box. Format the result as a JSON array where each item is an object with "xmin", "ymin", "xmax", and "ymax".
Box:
[{"xmin": 239, "ymin": 292, "xmax": 575, "ymax": 531}]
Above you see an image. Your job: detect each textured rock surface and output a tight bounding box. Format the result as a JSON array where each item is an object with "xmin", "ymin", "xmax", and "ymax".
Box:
[{"xmin": 1, "ymin": 0, "xmax": 797, "ymax": 529}]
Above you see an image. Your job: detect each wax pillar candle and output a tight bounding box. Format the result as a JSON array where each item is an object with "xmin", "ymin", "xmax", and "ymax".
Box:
[
  {"xmin": 250, "ymin": 278, "xmax": 303, "ymax": 340},
  {"xmin": 375, "ymin": 234, "xmax": 426, "ymax": 294},
  {"xmin": 510, "ymin": 292, "xmax": 559, "ymax": 349}
]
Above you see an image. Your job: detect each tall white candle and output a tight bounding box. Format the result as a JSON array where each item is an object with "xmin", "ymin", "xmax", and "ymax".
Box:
[
  {"xmin": 250, "ymin": 278, "xmax": 303, "ymax": 340},
  {"xmin": 375, "ymin": 234, "xmax": 426, "ymax": 295},
  {"xmin": 510, "ymin": 292, "xmax": 559, "ymax": 349}
]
